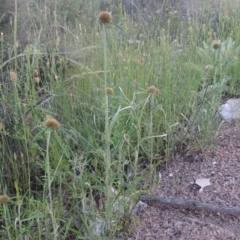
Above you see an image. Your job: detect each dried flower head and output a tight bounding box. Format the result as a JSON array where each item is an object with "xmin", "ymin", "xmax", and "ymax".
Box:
[
  {"xmin": 54, "ymin": 75, "xmax": 59, "ymax": 83},
  {"xmin": 148, "ymin": 86, "xmax": 159, "ymax": 95},
  {"xmin": 10, "ymin": 71, "xmax": 17, "ymax": 82},
  {"xmin": 45, "ymin": 115, "xmax": 60, "ymax": 130},
  {"xmin": 106, "ymin": 87, "xmax": 114, "ymax": 95},
  {"xmin": 212, "ymin": 40, "xmax": 221, "ymax": 49},
  {"xmin": 34, "ymin": 77, "xmax": 40, "ymax": 84},
  {"xmin": 33, "ymin": 69, "xmax": 39, "ymax": 77},
  {"xmin": 17, "ymin": 199, "xmax": 23, "ymax": 206},
  {"xmin": 205, "ymin": 65, "xmax": 214, "ymax": 71},
  {"xmin": 98, "ymin": 11, "xmax": 112, "ymax": 24},
  {"xmin": 0, "ymin": 194, "xmax": 10, "ymax": 204}
]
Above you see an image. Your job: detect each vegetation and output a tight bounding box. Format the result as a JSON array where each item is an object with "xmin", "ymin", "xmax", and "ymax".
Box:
[{"xmin": 0, "ymin": 0, "xmax": 240, "ymax": 239}]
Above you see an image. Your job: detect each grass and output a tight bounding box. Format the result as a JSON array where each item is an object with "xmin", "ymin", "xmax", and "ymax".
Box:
[{"xmin": 0, "ymin": 0, "xmax": 240, "ymax": 238}]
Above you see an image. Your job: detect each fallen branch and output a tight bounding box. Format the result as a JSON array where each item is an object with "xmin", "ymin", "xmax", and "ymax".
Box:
[{"xmin": 140, "ymin": 195, "xmax": 240, "ymax": 217}]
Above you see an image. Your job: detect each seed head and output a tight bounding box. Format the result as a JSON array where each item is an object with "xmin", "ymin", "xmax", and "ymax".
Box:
[
  {"xmin": 98, "ymin": 11, "xmax": 112, "ymax": 24},
  {"xmin": 212, "ymin": 40, "xmax": 221, "ymax": 49},
  {"xmin": 10, "ymin": 71, "xmax": 17, "ymax": 82},
  {"xmin": 106, "ymin": 87, "xmax": 114, "ymax": 95},
  {"xmin": 33, "ymin": 69, "xmax": 39, "ymax": 77},
  {"xmin": 0, "ymin": 194, "xmax": 10, "ymax": 204},
  {"xmin": 17, "ymin": 199, "xmax": 23, "ymax": 206},
  {"xmin": 54, "ymin": 75, "xmax": 59, "ymax": 83},
  {"xmin": 34, "ymin": 77, "xmax": 40, "ymax": 84},
  {"xmin": 205, "ymin": 65, "xmax": 214, "ymax": 71},
  {"xmin": 45, "ymin": 115, "xmax": 60, "ymax": 130},
  {"xmin": 148, "ymin": 86, "xmax": 159, "ymax": 95}
]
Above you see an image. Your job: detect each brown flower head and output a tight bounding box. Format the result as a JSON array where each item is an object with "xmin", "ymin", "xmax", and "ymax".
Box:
[
  {"xmin": 34, "ymin": 77, "xmax": 40, "ymax": 84},
  {"xmin": 148, "ymin": 86, "xmax": 159, "ymax": 95},
  {"xmin": 212, "ymin": 40, "xmax": 221, "ymax": 49},
  {"xmin": 106, "ymin": 87, "xmax": 114, "ymax": 95},
  {"xmin": 98, "ymin": 11, "xmax": 112, "ymax": 24},
  {"xmin": 10, "ymin": 71, "xmax": 17, "ymax": 82},
  {"xmin": 45, "ymin": 115, "xmax": 60, "ymax": 130},
  {"xmin": 33, "ymin": 69, "xmax": 39, "ymax": 77},
  {"xmin": 0, "ymin": 194, "xmax": 10, "ymax": 204}
]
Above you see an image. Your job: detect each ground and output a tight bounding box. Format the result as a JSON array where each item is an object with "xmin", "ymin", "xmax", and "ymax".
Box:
[{"xmin": 125, "ymin": 122, "xmax": 240, "ymax": 240}]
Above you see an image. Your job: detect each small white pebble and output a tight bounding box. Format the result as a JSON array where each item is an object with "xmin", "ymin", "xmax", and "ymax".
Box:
[
  {"xmin": 212, "ymin": 161, "xmax": 217, "ymax": 165},
  {"xmin": 169, "ymin": 173, "xmax": 173, "ymax": 177}
]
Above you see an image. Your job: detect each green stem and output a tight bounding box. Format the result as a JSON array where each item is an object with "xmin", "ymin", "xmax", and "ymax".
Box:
[
  {"xmin": 149, "ymin": 94, "xmax": 154, "ymax": 186},
  {"xmin": 14, "ymin": 0, "xmax": 18, "ymax": 68},
  {"xmin": 46, "ymin": 130, "xmax": 58, "ymax": 240},
  {"xmin": 102, "ymin": 24, "xmax": 112, "ymax": 229},
  {"xmin": 3, "ymin": 205, "xmax": 11, "ymax": 239}
]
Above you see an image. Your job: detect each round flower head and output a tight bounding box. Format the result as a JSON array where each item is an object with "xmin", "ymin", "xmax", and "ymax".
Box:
[
  {"xmin": 148, "ymin": 86, "xmax": 159, "ymax": 95},
  {"xmin": 106, "ymin": 87, "xmax": 114, "ymax": 95},
  {"xmin": 10, "ymin": 71, "xmax": 17, "ymax": 82},
  {"xmin": 45, "ymin": 115, "xmax": 60, "ymax": 130},
  {"xmin": 205, "ymin": 65, "xmax": 214, "ymax": 72},
  {"xmin": 212, "ymin": 40, "xmax": 221, "ymax": 49},
  {"xmin": 34, "ymin": 77, "xmax": 40, "ymax": 84},
  {"xmin": 98, "ymin": 11, "xmax": 112, "ymax": 24},
  {"xmin": 33, "ymin": 69, "xmax": 39, "ymax": 77},
  {"xmin": 0, "ymin": 194, "xmax": 10, "ymax": 204}
]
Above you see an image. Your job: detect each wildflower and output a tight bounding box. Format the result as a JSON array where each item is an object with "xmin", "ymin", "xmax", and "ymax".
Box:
[
  {"xmin": 98, "ymin": 11, "xmax": 112, "ymax": 24},
  {"xmin": 0, "ymin": 194, "xmax": 10, "ymax": 204},
  {"xmin": 205, "ymin": 65, "xmax": 214, "ymax": 71},
  {"xmin": 17, "ymin": 199, "xmax": 23, "ymax": 206},
  {"xmin": 54, "ymin": 75, "xmax": 59, "ymax": 83},
  {"xmin": 10, "ymin": 71, "xmax": 17, "ymax": 82},
  {"xmin": 34, "ymin": 77, "xmax": 40, "ymax": 84},
  {"xmin": 33, "ymin": 69, "xmax": 39, "ymax": 77},
  {"xmin": 148, "ymin": 86, "xmax": 159, "ymax": 95},
  {"xmin": 45, "ymin": 115, "xmax": 60, "ymax": 130},
  {"xmin": 106, "ymin": 87, "xmax": 114, "ymax": 95},
  {"xmin": 212, "ymin": 40, "xmax": 221, "ymax": 49}
]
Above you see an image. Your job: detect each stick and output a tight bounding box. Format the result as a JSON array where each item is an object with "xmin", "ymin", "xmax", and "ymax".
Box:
[{"xmin": 140, "ymin": 195, "xmax": 240, "ymax": 217}]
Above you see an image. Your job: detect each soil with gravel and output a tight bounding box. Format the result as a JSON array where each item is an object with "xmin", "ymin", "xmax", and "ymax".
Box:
[{"xmin": 124, "ymin": 122, "xmax": 240, "ymax": 240}]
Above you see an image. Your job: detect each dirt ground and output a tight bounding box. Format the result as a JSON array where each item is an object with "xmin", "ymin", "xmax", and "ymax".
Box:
[{"xmin": 125, "ymin": 122, "xmax": 240, "ymax": 240}]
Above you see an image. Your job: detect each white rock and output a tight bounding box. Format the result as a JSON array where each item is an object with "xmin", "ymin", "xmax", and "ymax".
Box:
[
  {"xmin": 195, "ymin": 178, "xmax": 211, "ymax": 192},
  {"xmin": 219, "ymin": 98, "xmax": 240, "ymax": 123}
]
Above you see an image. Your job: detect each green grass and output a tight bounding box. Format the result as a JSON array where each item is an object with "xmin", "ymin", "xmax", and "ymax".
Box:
[{"xmin": 0, "ymin": 0, "xmax": 240, "ymax": 238}]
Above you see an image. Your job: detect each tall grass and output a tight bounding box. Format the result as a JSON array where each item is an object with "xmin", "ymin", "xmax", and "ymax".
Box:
[{"xmin": 0, "ymin": 0, "xmax": 240, "ymax": 238}]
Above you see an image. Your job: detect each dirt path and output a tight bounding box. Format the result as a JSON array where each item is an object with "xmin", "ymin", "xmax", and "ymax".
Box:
[{"xmin": 125, "ymin": 122, "xmax": 240, "ymax": 240}]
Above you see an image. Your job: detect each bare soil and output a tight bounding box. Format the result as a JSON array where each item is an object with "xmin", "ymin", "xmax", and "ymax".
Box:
[{"xmin": 125, "ymin": 122, "xmax": 240, "ymax": 240}]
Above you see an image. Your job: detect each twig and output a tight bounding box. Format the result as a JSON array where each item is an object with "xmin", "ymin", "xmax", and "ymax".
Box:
[{"xmin": 140, "ymin": 195, "xmax": 240, "ymax": 217}]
